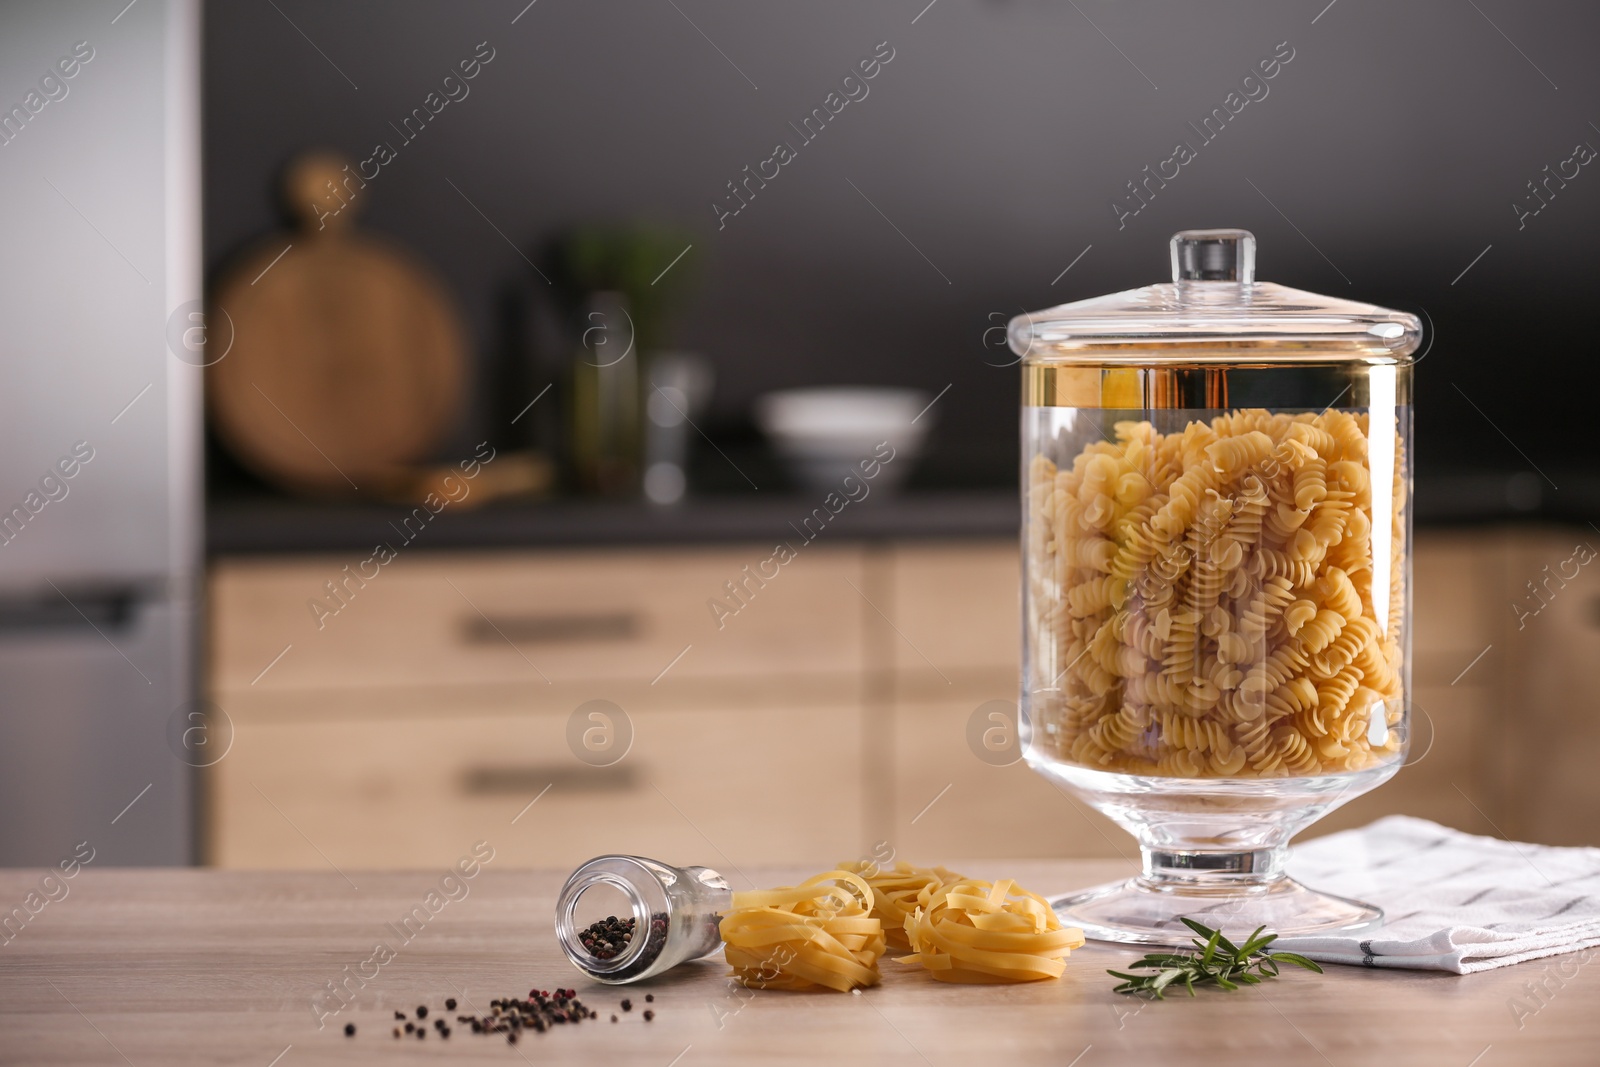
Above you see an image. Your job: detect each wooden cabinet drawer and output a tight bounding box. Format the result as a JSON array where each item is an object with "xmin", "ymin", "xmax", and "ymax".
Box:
[
  {"xmin": 210, "ymin": 545, "xmax": 866, "ymax": 694},
  {"xmin": 1413, "ymin": 531, "xmax": 1497, "ymax": 685},
  {"xmin": 887, "ymin": 541, "xmax": 1019, "ymax": 682},
  {"xmin": 889, "ymin": 700, "xmax": 1133, "ymax": 864},
  {"xmin": 1495, "ymin": 527, "xmax": 1600, "ymax": 844},
  {"xmin": 209, "ymin": 700, "xmax": 864, "ymax": 870}
]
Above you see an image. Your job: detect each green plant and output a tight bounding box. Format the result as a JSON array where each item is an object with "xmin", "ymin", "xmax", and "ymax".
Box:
[
  {"xmin": 553, "ymin": 225, "xmax": 697, "ymax": 353},
  {"xmin": 1108, "ymin": 917, "xmax": 1323, "ymax": 999}
]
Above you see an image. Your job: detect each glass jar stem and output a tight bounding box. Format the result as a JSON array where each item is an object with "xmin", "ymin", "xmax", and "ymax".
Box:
[{"xmin": 1140, "ymin": 845, "xmax": 1286, "ymax": 890}]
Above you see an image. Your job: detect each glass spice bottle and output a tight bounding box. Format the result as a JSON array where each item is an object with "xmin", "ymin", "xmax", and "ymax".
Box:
[{"xmin": 555, "ymin": 855, "xmax": 730, "ymax": 984}]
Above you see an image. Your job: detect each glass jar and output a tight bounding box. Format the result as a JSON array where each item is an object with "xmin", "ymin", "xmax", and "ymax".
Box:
[
  {"xmin": 555, "ymin": 855, "xmax": 730, "ymax": 983},
  {"xmin": 1009, "ymin": 230, "xmax": 1417, "ymax": 943}
]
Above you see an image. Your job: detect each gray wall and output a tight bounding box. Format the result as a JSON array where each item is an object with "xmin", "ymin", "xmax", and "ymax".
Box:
[{"xmin": 203, "ymin": 1, "xmax": 1600, "ymax": 482}]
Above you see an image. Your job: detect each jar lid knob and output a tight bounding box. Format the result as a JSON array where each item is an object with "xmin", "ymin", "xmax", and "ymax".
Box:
[{"xmin": 1171, "ymin": 229, "xmax": 1255, "ymax": 284}]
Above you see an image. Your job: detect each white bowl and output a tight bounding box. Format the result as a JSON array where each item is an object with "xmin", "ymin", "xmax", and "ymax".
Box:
[{"xmin": 755, "ymin": 387, "xmax": 933, "ymax": 493}]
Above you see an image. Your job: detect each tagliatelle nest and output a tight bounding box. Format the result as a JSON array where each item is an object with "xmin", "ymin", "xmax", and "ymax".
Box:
[
  {"xmin": 719, "ymin": 870, "xmax": 886, "ymax": 992},
  {"xmin": 837, "ymin": 860, "xmax": 967, "ymax": 951},
  {"xmin": 898, "ymin": 878, "xmax": 1086, "ymax": 983}
]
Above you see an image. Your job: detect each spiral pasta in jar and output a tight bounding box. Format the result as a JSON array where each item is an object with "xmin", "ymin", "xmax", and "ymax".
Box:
[
  {"xmin": 1025, "ymin": 406, "xmax": 1405, "ymax": 779},
  {"xmin": 1013, "ymin": 231, "xmax": 1416, "ymax": 787}
]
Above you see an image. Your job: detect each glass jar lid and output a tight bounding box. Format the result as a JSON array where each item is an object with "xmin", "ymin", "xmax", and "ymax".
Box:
[{"xmin": 1008, "ymin": 230, "xmax": 1422, "ymax": 364}]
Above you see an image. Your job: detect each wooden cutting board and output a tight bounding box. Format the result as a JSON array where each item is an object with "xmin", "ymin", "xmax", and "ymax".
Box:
[{"xmin": 208, "ymin": 153, "xmax": 467, "ymax": 497}]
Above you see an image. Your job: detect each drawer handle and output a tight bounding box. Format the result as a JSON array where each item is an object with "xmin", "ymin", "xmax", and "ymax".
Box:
[
  {"xmin": 459, "ymin": 764, "xmax": 639, "ymax": 795},
  {"xmin": 0, "ymin": 586, "xmax": 138, "ymax": 633},
  {"xmin": 461, "ymin": 611, "xmax": 639, "ymax": 645}
]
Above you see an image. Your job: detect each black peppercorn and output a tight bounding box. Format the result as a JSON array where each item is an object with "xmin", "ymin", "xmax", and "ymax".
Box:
[
  {"xmin": 579, "ymin": 915, "xmax": 642, "ymax": 960},
  {"xmin": 439, "ymin": 986, "xmax": 605, "ymax": 1042},
  {"xmin": 344, "ymin": 1023, "xmax": 356, "ymax": 1036},
  {"xmin": 405, "ymin": 1022, "xmax": 414, "ymax": 1034},
  {"xmin": 611, "ymin": 1014, "xmax": 618, "ymax": 1023},
  {"xmin": 394, "ymin": 1010, "xmax": 406, "ymax": 1020},
  {"xmin": 643, "ymin": 1010, "xmax": 654, "ymax": 1022},
  {"xmin": 645, "ymin": 994, "xmax": 654, "ymax": 1002},
  {"xmin": 416, "ymin": 1005, "xmax": 428, "ymax": 1019},
  {"xmin": 445, "ymin": 997, "xmax": 457, "ymax": 1011},
  {"xmin": 621, "ymin": 998, "xmax": 632, "ymax": 1012}
]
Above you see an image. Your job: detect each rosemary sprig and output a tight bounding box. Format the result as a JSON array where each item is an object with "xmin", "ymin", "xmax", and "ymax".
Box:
[{"xmin": 1108, "ymin": 917, "xmax": 1323, "ymax": 999}]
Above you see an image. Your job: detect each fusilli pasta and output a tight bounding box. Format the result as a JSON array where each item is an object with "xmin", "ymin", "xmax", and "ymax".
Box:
[{"xmin": 1026, "ymin": 407, "xmax": 1406, "ymax": 778}]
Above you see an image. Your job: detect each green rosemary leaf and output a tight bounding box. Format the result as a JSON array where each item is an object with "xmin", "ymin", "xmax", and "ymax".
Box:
[
  {"xmin": 1151, "ymin": 968, "xmax": 1186, "ymax": 993},
  {"xmin": 1268, "ymin": 952, "xmax": 1325, "ymax": 972},
  {"xmin": 1205, "ymin": 924, "xmax": 1241, "ymax": 957},
  {"xmin": 1237, "ymin": 926, "xmax": 1275, "ymax": 957},
  {"xmin": 1130, "ymin": 953, "xmax": 1200, "ymax": 968},
  {"xmin": 1107, "ymin": 919, "xmax": 1325, "ymax": 1000}
]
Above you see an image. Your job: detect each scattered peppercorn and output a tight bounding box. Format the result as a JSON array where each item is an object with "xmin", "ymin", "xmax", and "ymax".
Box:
[
  {"xmin": 344, "ymin": 1023, "xmax": 356, "ymax": 1036},
  {"xmin": 645, "ymin": 994, "xmax": 654, "ymax": 1002},
  {"xmin": 394, "ymin": 1010, "xmax": 406, "ymax": 1020},
  {"xmin": 620, "ymin": 998, "xmax": 632, "ymax": 1012},
  {"xmin": 416, "ymin": 1029, "xmax": 425, "ymax": 1040},
  {"xmin": 643, "ymin": 1010, "xmax": 654, "ymax": 1022},
  {"xmin": 445, "ymin": 997, "xmax": 457, "ymax": 1011},
  {"xmin": 408, "ymin": 987, "xmax": 628, "ymax": 1044},
  {"xmin": 416, "ymin": 1005, "xmax": 428, "ymax": 1019}
]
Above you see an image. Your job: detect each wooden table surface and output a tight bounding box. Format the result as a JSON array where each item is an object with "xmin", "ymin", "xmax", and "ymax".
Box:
[{"xmin": 1, "ymin": 861, "xmax": 1592, "ymax": 1066}]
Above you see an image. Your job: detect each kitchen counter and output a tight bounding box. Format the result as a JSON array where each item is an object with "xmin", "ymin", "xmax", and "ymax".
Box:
[
  {"xmin": 205, "ymin": 471, "xmax": 1600, "ymax": 556},
  {"xmin": 206, "ymin": 488, "xmax": 1020, "ymax": 555},
  {"xmin": 3, "ymin": 864, "xmax": 1590, "ymax": 1065}
]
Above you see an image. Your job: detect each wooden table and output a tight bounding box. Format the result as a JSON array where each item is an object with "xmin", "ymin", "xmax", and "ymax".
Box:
[{"xmin": 1, "ymin": 862, "xmax": 1592, "ymax": 1065}]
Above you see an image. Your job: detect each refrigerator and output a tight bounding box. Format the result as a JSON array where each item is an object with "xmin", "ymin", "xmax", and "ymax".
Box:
[{"xmin": 0, "ymin": 0, "xmax": 202, "ymax": 865}]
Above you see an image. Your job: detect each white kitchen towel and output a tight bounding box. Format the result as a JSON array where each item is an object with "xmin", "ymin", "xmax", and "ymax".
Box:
[{"xmin": 1274, "ymin": 815, "xmax": 1600, "ymax": 973}]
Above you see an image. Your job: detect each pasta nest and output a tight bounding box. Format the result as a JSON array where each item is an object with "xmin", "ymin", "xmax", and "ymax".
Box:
[
  {"xmin": 837, "ymin": 860, "xmax": 965, "ymax": 951},
  {"xmin": 898, "ymin": 878, "xmax": 1086, "ymax": 984},
  {"xmin": 720, "ymin": 870, "xmax": 886, "ymax": 992}
]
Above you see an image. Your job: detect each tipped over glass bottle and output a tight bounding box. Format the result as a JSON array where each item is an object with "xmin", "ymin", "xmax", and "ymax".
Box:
[
  {"xmin": 1010, "ymin": 229, "xmax": 1419, "ymax": 944},
  {"xmin": 555, "ymin": 855, "xmax": 730, "ymax": 984}
]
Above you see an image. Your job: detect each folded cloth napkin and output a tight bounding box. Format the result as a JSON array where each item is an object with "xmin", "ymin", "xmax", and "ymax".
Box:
[{"xmin": 1274, "ymin": 815, "xmax": 1600, "ymax": 973}]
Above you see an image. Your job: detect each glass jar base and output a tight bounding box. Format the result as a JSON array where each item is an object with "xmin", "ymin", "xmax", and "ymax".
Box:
[{"xmin": 1052, "ymin": 874, "xmax": 1381, "ymax": 946}]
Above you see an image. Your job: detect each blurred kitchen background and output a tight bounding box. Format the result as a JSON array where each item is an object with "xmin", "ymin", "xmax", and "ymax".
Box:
[{"xmin": 2, "ymin": 0, "xmax": 1597, "ymax": 870}]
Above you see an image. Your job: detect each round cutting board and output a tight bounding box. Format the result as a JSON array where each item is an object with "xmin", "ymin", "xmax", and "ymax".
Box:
[{"xmin": 208, "ymin": 153, "xmax": 467, "ymax": 497}]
